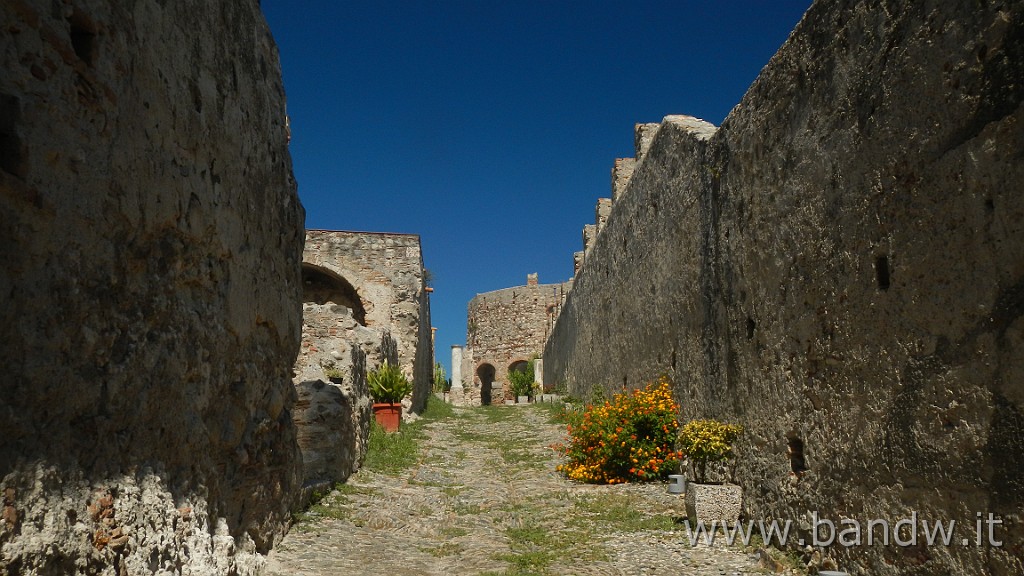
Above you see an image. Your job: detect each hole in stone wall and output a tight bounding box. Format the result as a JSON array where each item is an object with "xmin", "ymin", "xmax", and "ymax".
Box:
[
  {"xmin": 875, "ymin": 255, "xmax": 891, "ymax": 291},
  {"xmin": 985, "ymin": 198, "xmax": 995, "ymax": 212},
  {"xmin": 191, "ymin": 83, "xmax": 203, "ymax": 114},
  {"xmin": 67, "ymin": 13, "xmax": 97, "ymax": 66},
  {"xmin": 787, "ymin": 437, "xmax": 808, "ymax": 474},
  {"xmin": 0, "ymin": 94, "xmax": 26, "ymax": 178},
  {"xmin": 746, "ymin": 316, "xmax": 756, "ymax": 340},
  {"xmin": 671, "ymin": 349, "xmax": 677, "ymax": 369}
]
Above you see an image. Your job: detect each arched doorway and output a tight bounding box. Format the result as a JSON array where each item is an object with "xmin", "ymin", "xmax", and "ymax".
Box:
[
  {"xmin": 477, "ymin": 363, "xmax": 496, "ymax": 406},
  {"xmin": 302, "ymin": 264, "xmax": 366, "ymax": 325}
]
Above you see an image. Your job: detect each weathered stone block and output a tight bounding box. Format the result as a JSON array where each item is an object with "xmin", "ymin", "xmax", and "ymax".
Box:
[
  {"xmin": 583, "ymin": 224, "xmax": 598, "ymax": 254},
  {"xmin": 596, "ymin": 197, "xmax": 612, "ymax": 232},
  {"xmin": 685, "ymin": 483, "xmax": 743, "ymax": 524},
  {"xmin": 294, "ymin": 377, "xmax": 367, "ymax": 492},
  {"xmin": 611, "ymin": 157, "xmax": 637, "ymax": 201},
  {"xmin": 635, "ymin": 122, "xmax": 661, "ymax": 160}
]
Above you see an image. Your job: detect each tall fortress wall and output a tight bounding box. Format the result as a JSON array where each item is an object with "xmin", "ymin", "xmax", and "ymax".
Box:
[{"xmin": 544, "ymin": 1, "xmax": 1023, "ymax": 574}]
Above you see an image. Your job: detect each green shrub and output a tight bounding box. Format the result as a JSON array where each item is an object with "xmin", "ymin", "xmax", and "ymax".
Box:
[
  {"xmin": 508, "ymin": 359, "xmax": 538, "ymax": 397},
  {"xmin": 555, "ymin": 377, "xmax": 682, "ymax": 484},
  {"xmin": 676, "ymin": 419, "xmax": 743, "ymax": 483},
  {"xmin": 508, "ymin": 370, "xmax": 533, "ymax": 397},
  {"xmin": 368, "ymin": 360, "xmax": 412, "ymax": 404}
]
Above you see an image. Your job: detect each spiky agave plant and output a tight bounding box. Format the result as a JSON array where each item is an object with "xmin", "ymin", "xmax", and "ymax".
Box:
[{"xmin": 368, "ymin": 360, "xmax": 412, "ymax": 404}]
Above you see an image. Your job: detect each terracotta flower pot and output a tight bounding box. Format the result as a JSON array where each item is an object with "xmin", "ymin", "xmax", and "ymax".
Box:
[{"xmin": 372, "ymin": 402, "xmax": 402, "ymax": 433}]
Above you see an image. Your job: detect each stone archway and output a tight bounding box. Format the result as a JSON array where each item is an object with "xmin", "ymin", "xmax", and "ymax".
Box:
[
  {"xmin": 301, "ymin": 263, "xmax": 366, "ymax": 325},
  {"xmin": 477, "ymin": 363, "xmax": 496, "ymax": 406},
  {"xmin": 508, "ymin": 360, "xmax": 528, "ymax": 374}
]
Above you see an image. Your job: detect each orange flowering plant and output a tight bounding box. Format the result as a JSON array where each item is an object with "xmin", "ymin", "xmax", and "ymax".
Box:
[{"xmin": 555, "ymin": 377, "xmax": 683, "ymax": 484}]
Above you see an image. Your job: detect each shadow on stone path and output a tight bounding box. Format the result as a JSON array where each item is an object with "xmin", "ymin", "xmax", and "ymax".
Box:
[{"xmin": 263, "ymin": 404, "xmax": 768, "ymax": 576}]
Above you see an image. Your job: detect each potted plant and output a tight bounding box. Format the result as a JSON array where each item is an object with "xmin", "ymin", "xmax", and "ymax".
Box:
[
  {"xmin": 676, "ymin": 419, "xmax": 744, "ymax": 524},
  {"xmin": 368, "ymin": 360, "xmax": 412, "ymax": 432}
]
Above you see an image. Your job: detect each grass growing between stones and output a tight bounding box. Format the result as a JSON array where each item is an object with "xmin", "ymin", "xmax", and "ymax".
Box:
[
  {"xmin": 479, "ymin": 404, "xmax": 519, "ymax": 424},
  {"xmin": 495, "ymin": 497, "xmax": 606, "ymax": 576},
  {"xmin": 488, "ymin": 490, "xmax": 687, "ymax": 576},
  {"xmin": 292, "ymin": 486, "xmax": 369, "ymax": 529},
  {"xmin": 499, "ymin": 444, "xmax": 548, "ymax": 469},
  {"xmin": 571, "ymin": 492, "xmax": 681, "ymax": 532},
  {"xmin": 363, "ymin": 419, "xmax": 423, "ymax": 474},
  {"xmin": 529, "ymin": 400, "xmax": 570, "ymax": 424},
  {"xmin": 363, "ymin": 395, "xmax": 455, "ymax": 475},
  {"xmin": 423, "ymin": 541, "xmax": 466, "ymax": 557}
]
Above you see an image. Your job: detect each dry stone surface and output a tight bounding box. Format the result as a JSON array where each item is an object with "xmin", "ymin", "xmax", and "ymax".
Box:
[{"xmin": 264, "ymin": 405, "xmax": 770, "ymax": 576}]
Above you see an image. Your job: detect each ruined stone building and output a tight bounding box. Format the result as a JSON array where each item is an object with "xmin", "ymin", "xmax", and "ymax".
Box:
[
  {"xmin": 543, "ymin": 1, "xmax": 1023, "ymax": 575},
  {"xmin": 459, "ymin": 274, "xmax": 570, "ymax": 405},
  {"xmin": 291, "ymin": 229, "xmax": 432, "ymax": 495},
  {"xmin": 1, "ymin": 1, "xmax": 304, "ymax": 573}
]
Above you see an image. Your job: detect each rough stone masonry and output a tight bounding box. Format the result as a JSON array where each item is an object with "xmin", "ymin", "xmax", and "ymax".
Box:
[
  {"xmin": 545, "ymin": 1, "xmax": 1023, "ymax": 575},
  {"xmin": 292, "ymin": 230, "xmax": 433, "ymax": 497},
  {"xmin": 464, "ymin": 276, "xmax": 569, "ymax": 405},
  {"xmin": 0, "ymin": 1, "xmax": 304, "ymax": 574}
]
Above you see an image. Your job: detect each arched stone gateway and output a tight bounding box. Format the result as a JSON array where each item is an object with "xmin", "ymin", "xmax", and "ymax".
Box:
[
  {"xmin": 477, "ymin": 363, "xmax": 496, "ymax": 406},
  {"xmin": 302, "ymin": 263, "xmax": 366, "ymax": 325}
]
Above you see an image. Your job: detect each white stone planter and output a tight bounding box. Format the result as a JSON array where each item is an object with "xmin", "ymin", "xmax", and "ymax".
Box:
[
  {"xmin": 517, "ymin": 395, "xmax": 529, "ymax": 404},
  {"xmin": 684, "ymin": 483, "xmax": 742, "ymax": 524}
]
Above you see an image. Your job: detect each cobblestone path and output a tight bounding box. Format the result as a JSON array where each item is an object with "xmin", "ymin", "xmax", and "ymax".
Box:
[{"xmin": 264, "ymin": 404, "xmax": 771, "ymax": 576}]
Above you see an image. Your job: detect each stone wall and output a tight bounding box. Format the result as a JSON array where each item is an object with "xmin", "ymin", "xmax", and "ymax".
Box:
[
  {"xmin": 544, "ymin": 1, "xmax": 1023, "ymax": 575},
  {"xmin": 292, "ymin": 230, "xmax": 432, "ymax": 490},
  {"xmin": 298, "ymin": 230, "xmax": 432, "ymax": 409},
  {"xmin": 464, "ymin": 277, "xmax": 569, "ymax": 405},
  {"xmin": 0, "ymin": 1, "xmax": 304, "ymax": 574}
]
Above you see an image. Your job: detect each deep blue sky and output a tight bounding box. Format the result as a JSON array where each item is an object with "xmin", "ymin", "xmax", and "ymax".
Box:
[{"xmin": 260, "ymin": 1, "xmax": 812, "ymax": 375}]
